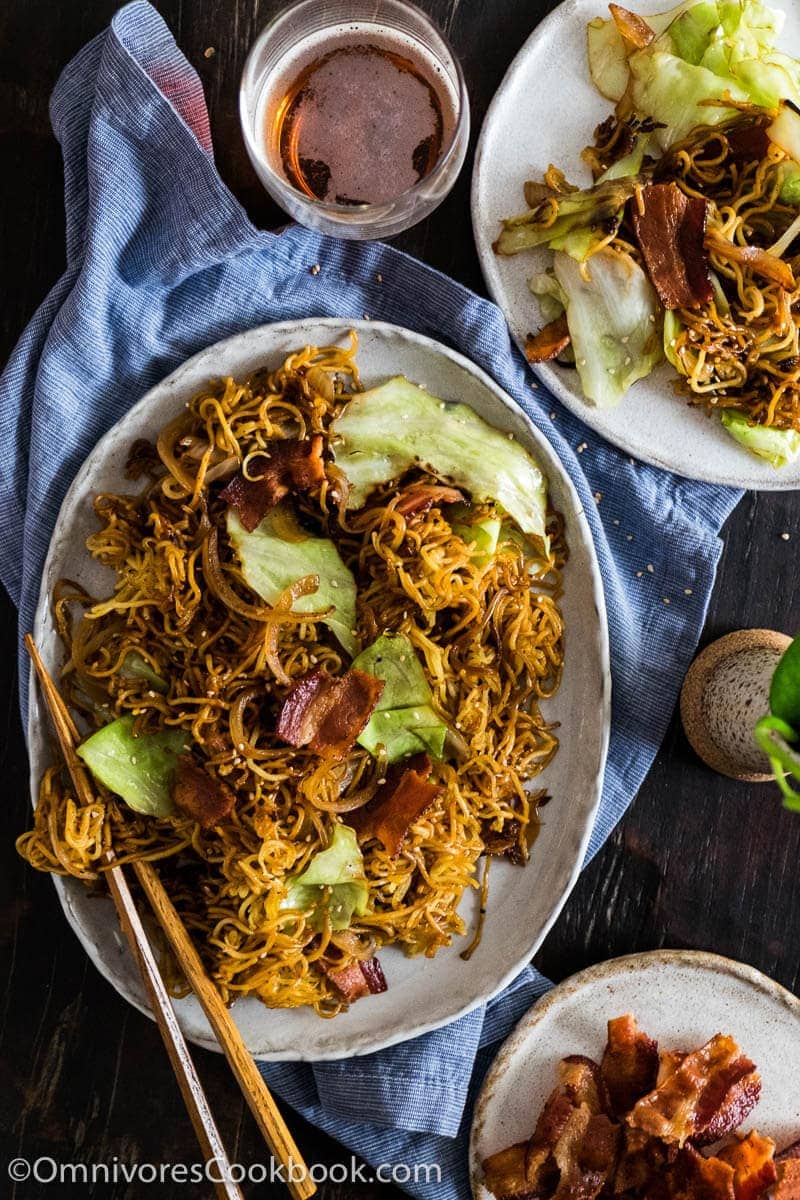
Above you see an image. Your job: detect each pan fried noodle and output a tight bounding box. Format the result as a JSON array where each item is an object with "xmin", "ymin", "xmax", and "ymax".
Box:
[
  {"xmin": 659, "ymin": 120, "xmax": 800, "ymax": 428},
  {"xmin": 18, "ymin": 335, "xmax": 566, "ymax": 1016}
]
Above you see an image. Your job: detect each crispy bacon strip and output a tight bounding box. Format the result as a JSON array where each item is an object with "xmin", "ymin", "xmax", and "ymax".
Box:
[
  {"xmin": 326, "ymin": 957, "xmax": 388, "ymax": 1002},
  {"xmin": 394, "ymin": 484, "xmax": 464, "ymax": 516},
  {"xmin": 627, "ymin": 1034, "xmax": 760, "ymax": 1148},
  {"xmin": 775, "ymin": 1160, "xmax": 800, "ymax": 1200},
  {"xmin": 705, "ymin": 229, "xmax": 795, "ymax": 292},
  {"xmin": 276, "ymin": 667, "xmax": 384, "ymax": 758},
  {"xmin": 348, "ymin": 753, "xmax": 444, "ymax": 857},
  {"xmin": 613, "ymin": 1125, "xmax": 670, "ymax": 1195},
  {"xmin": 552, "ymin": 1107, "xmax": 620, "ymax": 1200},
  {"xmin": 561, "ymin": 1057, "xmax": 608, "ymax": 1116},
  {"xmin": 601, "ymin": 1015, "xmax": 659, "ymax": 1118},
  {"xmin": 609, "ymin": 3, "xmax": 655, "ymax": 48},
  {"xmin": 724, "ymin": 121, "xmax": 770, "ymax": 166},
  {"xmin": 172, "ymin": 756, "xmax": 235, "ymax": 828},
  {"xmin": 718, "ymin": 1132, "xmax": 777, "ymax": 1200},
  {"xmin": 482, "ymin": 1142, "xmax": 540, "ymax": 1200},
  {"xmin": 668, "ymin": 1146, "xmax": 736, "ymax": 1200},
  {"xmin": 657, "ymin": 1050, "xmax": 686, "ymax": 1086},
  {"xmin": 632, "ymin": 183, "xmax": 713, "ymax": 309},
  {"xmin": 220, "ymin": 435, "xmax": 325, "ymax": 531},
  {"xmin": 525, "ymin": 315, "xmax": 571, "ymax": 364}
]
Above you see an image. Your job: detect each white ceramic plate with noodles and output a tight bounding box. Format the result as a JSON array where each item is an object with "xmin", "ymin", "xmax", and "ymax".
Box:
[
  {"xmin": 471, "ymin": 0, "xmax": 800, "ymax": 488},
  {"xmin": 470, "ymin": 949, "xmax": 800, "ymax": 1199},
  {"xmin": 28, "ymin": 318, "xmax": 610, "ymax": 1061}
]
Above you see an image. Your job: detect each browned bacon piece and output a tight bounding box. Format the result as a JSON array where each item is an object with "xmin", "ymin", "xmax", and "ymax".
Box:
[
  {"xmin": 276, "ymin": 667, "xmax": 384, "ymax": 759},
  {"xmin": 775, "ymin": 1159, "xmax": 800, "ymax": 1200},
  {"xmin": 560, "ymin": 1057, "xmax": 607, "ymax": 1116},
  {"xmin": 172, "ymin": 756, "xmax": 235, "ymax": 828},
  {"xmin": 717, "ymin": 1132, "xmax": 777, "ymax": 1200},
  {"xmin": 525, "ymin": 315, "xmax": 572, "ymax": 364},
  {"xmin": 658, "ymin": 1050, "xmax": 687, "ymax": 1086},
  {"xmin": 220, "ymin": 435, "xmax": 325, "ymax": 531},
  {"xmin": 724, "ymin": 121, "xmax": 770, "ymax": 166},
  {"xmin": 326, "ymin": 957, "xmax": 388, "ymax": 1003},
  {"xmin": 348, "ymin": 753, "xmax": 444, "ymax": 857},
  {"xmin": 692, "ymin": 1055, "xmax": 761, "ymax": 1147},
  {"xmin": 601, "ymin": 1015, "xmax": 659, "ymax": 1118},
  {"xmin": 394, "ymin": 484, "xmax": 464, "ymax": 517},
  {"xmin": 482, "ymin": 1142, "xmax": 540, "ymax": 1200},
  {"xmin": 613, "ymin": 1125, "xmax": 671, "ymax": 1194},
  {"xmin": 632, "ymin": 183, "xmax": 713, "ymax": 310},
  {"xmin": 552, "ymin": 1106, "xmax": 620, "ymax": 1200},
  {"xmin": 627, "ymin": 1034, "xmax": 760, "ymax": 1148},
  {"xmin": 666, "ymin": 1146, "xmax": 736, "ymax": 1200}
]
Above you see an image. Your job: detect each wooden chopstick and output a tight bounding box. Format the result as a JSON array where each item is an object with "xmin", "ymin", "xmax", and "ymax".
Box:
[
  {"xmin": 26, "ymin": 634, "xmax": 314, "ymax": 1200},
  {"xmin": 133, "ymin": 858, "xmax": 315, "ymax": 1200},
  {"xmin": 25, "ymin": 635, "xmax": 244, "ymax": 1200},
  {"xmin": 104, "ymin": 856, "xmax": 246, "ymax": 1200}
]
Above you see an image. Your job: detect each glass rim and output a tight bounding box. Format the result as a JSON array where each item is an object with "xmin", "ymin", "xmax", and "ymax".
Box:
[{"xmin": 238, "ymin": 0, "xmax": 470, "ymax": 219}]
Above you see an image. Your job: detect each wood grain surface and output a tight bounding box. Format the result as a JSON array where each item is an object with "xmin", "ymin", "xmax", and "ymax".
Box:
[{"xmin": 2, "ymin": 1, "xmax": 799, "ymax": 1197}]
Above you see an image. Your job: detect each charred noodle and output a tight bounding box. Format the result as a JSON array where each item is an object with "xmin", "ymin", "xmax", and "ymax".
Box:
[{"xmin": 18, "ymin": 335, "xmax": 566, "ymax": 1017}]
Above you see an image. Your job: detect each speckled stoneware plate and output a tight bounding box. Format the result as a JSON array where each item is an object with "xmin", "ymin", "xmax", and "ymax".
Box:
[
  {"xmin": 471, "ymin": 0, "xmax": 800, "ymax": 488},
  {"xmin": 28, "ymin": 318, "xmax": 610, "ymax": 1061},
  {"xmin": 470, "ymin": 950, "xmax": 800, "ymax": 1199}
]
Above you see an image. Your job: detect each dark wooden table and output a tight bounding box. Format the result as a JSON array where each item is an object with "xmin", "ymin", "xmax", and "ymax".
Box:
[{"xmin": 2, "ymin": 1, "xmax": 800, "ymax": 1196}]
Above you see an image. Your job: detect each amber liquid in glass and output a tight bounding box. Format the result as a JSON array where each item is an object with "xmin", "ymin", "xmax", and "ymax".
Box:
[{"xmin": 268, "ymin": 42, "xmax": 450, "ymax": 206}]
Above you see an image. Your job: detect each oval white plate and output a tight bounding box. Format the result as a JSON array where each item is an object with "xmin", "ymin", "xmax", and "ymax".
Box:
[
  {"xmin": 472, "ymin": 0, "xmax": 800, "ymax": 488},
  {"xmin": 29, "ymin": 318, "xmax": 611, "ymax": 1061},
  {"xmin": 471, "ymin": 949, "xmax": 800, "ymax": 1199}
]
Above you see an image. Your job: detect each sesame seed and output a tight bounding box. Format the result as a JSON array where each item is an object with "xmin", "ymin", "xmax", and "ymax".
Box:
[
  {"xmin": 376, "ymin": 273, "xmax": 383, "ymax": 282},
  {"xmin": 663, "ymin": 597, "xmax": 671, "ymax": 605},
  {"xmin": 577, "ymin": 442, "xmax": 588, "ymax": 453},
  {"xmin": 781, "ymin": 531, "xmax": 791, "ymax": 541},
  {"xmin": 624, "ymin": 356, "xmax": 632, "ymax": 366},
  {"xmin": 237, "ymin": 742, "xmax": 245, "ymax": 752},
  {"xmin": 530, "ymin": 381, "xmax": 538, "ymax": 390},
  {"xmin": 621, "ymin": 336, "xmax": 629, "ymax": 345},
  {"xmin": 626, "ymin": 534, "xmax": 633, "ymax": 541},
  {"xmin": 578, "ymin": 358, "xmax": 587, "ymax": 366},
  {"xmin": 130, "ymin": 756, "xmax": 137, "ymax": 765},
  {"xmin": 204, "ymin": 46, "xmax": 216, "ymax": 58},
  {"xmin": 309, "ymin": 264, "xmax": 320, "ymax": 276},
  {"xmin": 377, "ymin": 778, "xmax": 386, "ymax": 786},
  {"xmin": 646, "ymin": 563, "xmax": 654, "ymax": 573},
  {"xmin": 507, "ymin": 432, "xmax": 515, "ymax": 441},
  {"xmin": 549, "ymin": 411, "xmax": 556, "ymax": 419},
  {"xmin": 636, "ymin": 571, "xmax": 643, "ymax": 578},
  {"xmin": 330, "ymin": 579, "xmax": 339, "ymax": 588},
  {"xmin": 613, "ymin": 519, "xmax": 620, "ymax": 526},
  {"xmin": 684, "ymin": 588, "xmax": 693, "ymax": 595}
]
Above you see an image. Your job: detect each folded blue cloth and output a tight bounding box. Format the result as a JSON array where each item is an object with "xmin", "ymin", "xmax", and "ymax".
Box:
[{"xmin": 0, "ymin": 4, "xmax": 741, "ymax": 1197}]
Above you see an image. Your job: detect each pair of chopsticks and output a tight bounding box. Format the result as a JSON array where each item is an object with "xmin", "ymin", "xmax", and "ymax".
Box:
[{"xmin": 26, "ymin": 634, "xmax": 315, "ymax": 1200}]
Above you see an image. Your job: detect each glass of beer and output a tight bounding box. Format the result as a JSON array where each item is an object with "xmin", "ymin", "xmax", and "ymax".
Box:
[{"xmin": 239, "ymin": 0, "xmax": 469, "ymax": 240}]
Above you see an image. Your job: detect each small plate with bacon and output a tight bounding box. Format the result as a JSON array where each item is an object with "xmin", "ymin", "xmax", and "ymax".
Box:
[{"xmin": 471, "ymin": 949, "xmax": 800, "ymax": 1200}]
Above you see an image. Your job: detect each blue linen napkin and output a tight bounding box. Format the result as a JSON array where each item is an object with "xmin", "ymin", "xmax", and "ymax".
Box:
[{"xmin": 0, "ymin": 4, "xmax": 742, "ymax": 1197}]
